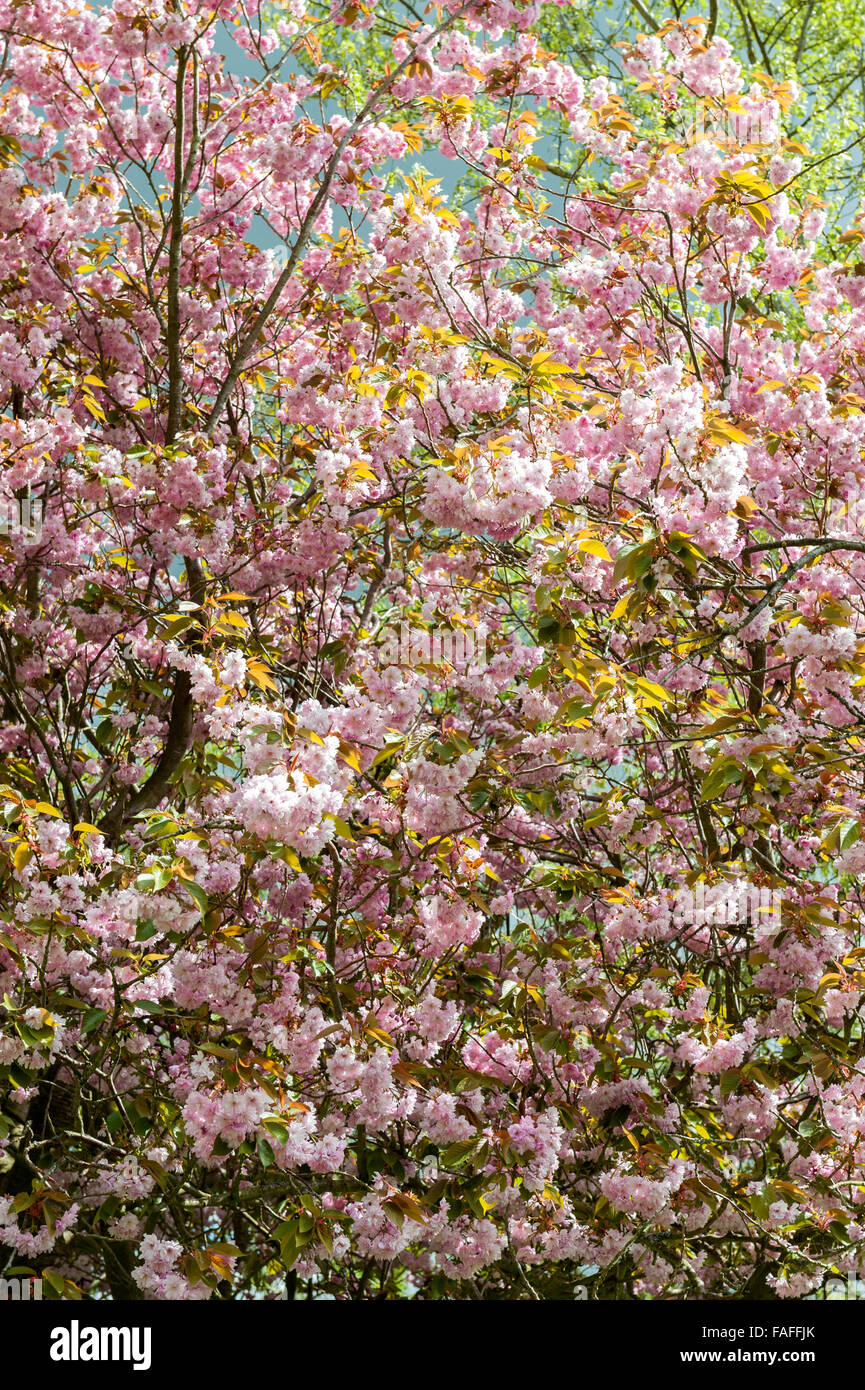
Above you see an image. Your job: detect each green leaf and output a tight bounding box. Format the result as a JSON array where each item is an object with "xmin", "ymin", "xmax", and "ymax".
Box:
[
  {"xmin": 182, "ymin": 880, "xmax": 209, "ymax": 915},
  {"xmin": 750, "ymin": 1188, "xmax": 771, "ymax": 1221},
  {"xmin": 700, "ymin": 757, "xmax": 744, "ymax": 802},
  {"xmin": 81, "ymin": 1007, "xmax": 108, "ymax": 1034},
  {"xmin": 262, "ymin": 1117, "xmax": 290, "ymax": 1143},
  {"xmin": 439, "ymin": 1138, "xmax": 478, "ymax": 1168}
]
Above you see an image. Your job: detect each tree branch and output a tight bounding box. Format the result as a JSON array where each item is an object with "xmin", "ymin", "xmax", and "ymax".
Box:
[
  {"xmin": 794, "ymin": 0, "xmax": 817, "ymax": 68},
  {"xmin": 628, "ymin": 0, "xmax": 660, "ymax": 32},
  {"xmin": 101, "ymin": 9, "xmax": 473, "ymax": 838},
  {"xmin": 166, "ymin": 45, "xmax": 189, "ymax": 447},
  {"xmin": 202, "ymin": 1, "xmax": 472, "ymax": 437},
  {"xmin": 707, "ymin": 0, "xmax": 718, "ymax": 43}
]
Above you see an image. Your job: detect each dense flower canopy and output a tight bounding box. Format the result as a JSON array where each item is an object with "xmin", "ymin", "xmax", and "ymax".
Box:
[{"xmin": 2, "ymin": 0, "xmax": 865, "ymax": 1300}]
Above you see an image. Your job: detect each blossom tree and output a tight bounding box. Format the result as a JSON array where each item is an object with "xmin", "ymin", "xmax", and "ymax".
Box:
[{"xmin": 1, "ymin": 0, "xmax": 865, "ymax": 1300}]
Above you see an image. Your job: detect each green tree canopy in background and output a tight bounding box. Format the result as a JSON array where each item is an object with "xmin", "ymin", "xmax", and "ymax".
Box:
[{"xmin": 306, "ymin": 0, "xmax": 865, "ymax": 234}]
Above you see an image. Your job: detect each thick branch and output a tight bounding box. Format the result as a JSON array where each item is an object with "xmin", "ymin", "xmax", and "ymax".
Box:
[
  {"xmin": 98, "ymin": 670, "xmax": 192, "ymax": 839},
  {"xmin": 99, "ymin": 557, "xmax": 205, "ymax": 838},
  {"xmin": 325, "ymin": 845, "xmax": 344, "ymax": 1021},
  {"xmin": 794, "ymin": 0, "xmax": 817, "ymax": 67},
  {"xmin": 707, "ymin": 0, "xmax": 718, "ymax": 43},
  {"xmin": 628, "ymin": 0, "xmax": 660, "ymax": 32}
]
